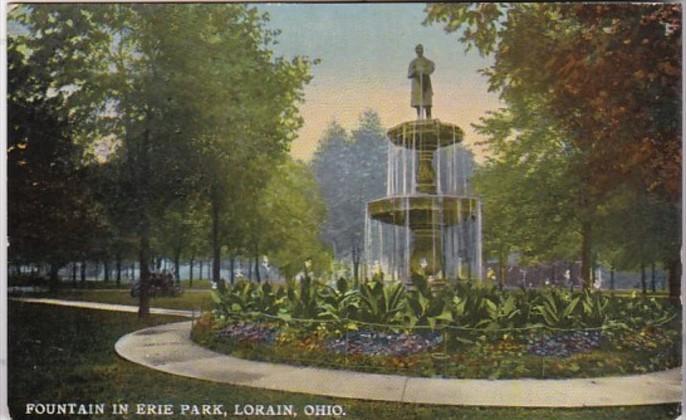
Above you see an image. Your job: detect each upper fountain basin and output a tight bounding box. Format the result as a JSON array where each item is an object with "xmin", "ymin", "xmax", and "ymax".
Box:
[{"xmin": 387, "ymin": 119, "xmax": 464, "ymax": 150}]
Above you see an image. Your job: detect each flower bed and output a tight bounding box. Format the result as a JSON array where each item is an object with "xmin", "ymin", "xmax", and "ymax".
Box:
[
  {"xmin": 191, "ymin": 278, "xmax": 681, "ymax": 379},
  {"xmin": 527, "ymin": 331, "xmax": 602, "ymax": 357},
  {"xmin": 326, "ymin": 330, "xmax": 443, "ymax": 356}
]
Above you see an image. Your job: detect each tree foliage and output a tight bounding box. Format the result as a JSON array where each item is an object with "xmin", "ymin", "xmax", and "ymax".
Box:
[
  {"xmin": 256, "ymin": 159, "xmax": 331, "ymax": 279},
  {"xmin": 427, "ymin": 4, "xmax": 681, "ymax": 293},
  {"xmin": 7, "ymin": 38, "xmax": 105, "ymax": 283},
  {"xmin": 9, "ymin": 4, "xmax": 315, "ymax": 313},
  {"xmin": 426, "ymin": 3, "xmax": 681, "ymax": 200},
  {"xmin": 311, "ymin": 111, "xmax": 387, "ymax": 278}
]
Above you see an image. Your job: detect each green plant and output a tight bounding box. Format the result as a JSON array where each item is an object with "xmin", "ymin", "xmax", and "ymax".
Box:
[
  {"xmin": 357, "ymin": 280, "xmax": 405, "ymax": 324},
  {"xmin": 404, "ymin": 278, "xmax": 453, "ymax": 330},
  {"xmin": 579, "ymin": 290, "xmax": 610, "ymax": 328},
  {"xmin": 211, "ymin": 280, "xmax": 286, "ymax": 317},
  {"xmin": 285, "ymin": 276, "xmax": 321, "ymax": 320},
  {"xmin": 208, "ymin": 276, "xmax": 679, "ymax": 337},
  {"xmin": 533, "ymin": 288, "xmax": 581, "ymax": 329},
  {"xmin": 317, "ymin": 278, "xmax": 361, "ymax": 332},
  {"xmin": 451, "ymin": 284, "xmax": 493, "ymax": 328},
  {"xmin": 483, "ymin": 294, "xmax": 522, "ymax": 330}
]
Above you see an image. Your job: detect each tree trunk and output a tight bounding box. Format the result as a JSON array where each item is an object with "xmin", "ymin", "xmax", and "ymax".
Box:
[
  {"xmin": 640, "ymin": 263, "xmax": 647, "ymax": 294},
  {"xmin": 104, "ymin": 260, "xmax": 110, "ymax": 283},
  {"xmin": 667, "ymin": 257, "xmax": 681, "ymax": 302},
  {"xmin": 650, "ymin": 262, "xmax": 656, "ymax": 293},
  {"xmin": 352, "ymin": 244, "xmax": 360, "ymax": 282},
  {"xmin": 498, "ymin": 248, "xmax": 506, "ymax": 290},
  {"xmin": 72, "ymin": 262, "xmax": 77, "ymax": 288},
  {"xmin": 199, "ymin": 260, "xmax": 203, "ymax": 281},
  {"xmin": 116, "ymin": 254, "xmax": 122, "ymax": 287},
  {"xmin": 138, "ymin": 230, "xmax": 151, "ymax": 318},
  {"xmin": 80, "ymin": 260, "xmax": 86, "ymax": 285},
  {"xmin": 174, "ymin": 250, "xmax": 181, "ymax": 286},
  {"xmin": 568, "ymin": 262, "xmax": 575, "ymax": 292},
  {"xmin": 189, "ymin": 257, "xmax": 194, "ymax": 287},
  {"xmin": 254, "ymin": 251, "xmax": 261, "ymax": 283},
  {"xmin": 48, "ymin": 263, "xmax": 60, "ymax": 293},
  {"xmin": 211, "ymin": 186, "xmax": 223, "ymax": 290},
  {"xmin": 610, "ymin": 267, "xmax": 615, "ymax": 290},
  {"xmin": 580, "ymin": 221, "xmax": 592, "ymax": 289},
  {"xmin": 230, "ymin": 255, "xmax": 235, "ymax": 285},
  {"xmin": 137, "ymin": 120, "xmax": 153, "ymax": 318}
]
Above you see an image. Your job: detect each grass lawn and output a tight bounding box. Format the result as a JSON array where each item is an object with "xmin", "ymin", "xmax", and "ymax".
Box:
[
  {"xmin": 179, "ymin": 279, "xmax": 213, "ymax": 289},
  {"xmin": 8, "ymin": 302, "xmax": 680, "ymax": 419},
  {"xmin": 603, "ymin": 289, "xmax": 671, "ymax": 299},
  {"xmin": 33, "ymin": 288, "xmax": 215, "ymax": 311}
]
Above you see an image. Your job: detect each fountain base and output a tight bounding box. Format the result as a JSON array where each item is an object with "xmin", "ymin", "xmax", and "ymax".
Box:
[{"xmin": 367, "ymin": 195, "xmax": 479, "ymax": 288}]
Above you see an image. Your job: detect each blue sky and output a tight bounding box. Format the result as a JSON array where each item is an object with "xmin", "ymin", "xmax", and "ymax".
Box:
[
  {"xmin": 7, "ymin": 3, "xmax": 502, "ymax": 161},
  {"xmin": 259, "ymin": 3, "xmax": 502, "ymax": 161}
]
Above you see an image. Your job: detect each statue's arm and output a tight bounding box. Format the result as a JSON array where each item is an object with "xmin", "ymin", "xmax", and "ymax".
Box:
[
  {"xmin": 428, "ymin": 59, "xmax": 436, "ymax": 75},
  {"xmin": 408, "ymin": 61, "xmax": 416, "ymax": 78}
]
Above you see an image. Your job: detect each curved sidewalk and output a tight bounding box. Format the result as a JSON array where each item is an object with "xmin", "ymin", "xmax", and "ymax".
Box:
[
  {"xmin": 115, "ymin": 321, "xmax": 682, "ymax": 407},
  {"xmin": 11, "ymin": 297, "xmax": 194, "ymax": 318}
]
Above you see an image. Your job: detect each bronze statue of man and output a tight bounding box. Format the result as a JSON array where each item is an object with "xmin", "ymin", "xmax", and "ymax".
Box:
[{"xmin": 408, "ymin": 44, "xmax": 435, "ymax": 119}]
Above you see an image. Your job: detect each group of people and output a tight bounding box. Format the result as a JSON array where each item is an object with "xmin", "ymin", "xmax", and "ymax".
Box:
[{"xmin": 130, "ymin": 269, "xmax": 181, "ymax": 297}]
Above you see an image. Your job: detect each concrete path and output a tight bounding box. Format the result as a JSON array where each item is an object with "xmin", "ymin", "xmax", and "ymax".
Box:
[
  {"xmin": 116, "ymin": 321, "xmax": 683, "ymax": 407},
  {"xmin": 11, "ymin": 297, "xmax": 683, "ymax": 407},
  {"xmin": 10, "ymin": 297, "xmax": 194, "ymax": 318}
]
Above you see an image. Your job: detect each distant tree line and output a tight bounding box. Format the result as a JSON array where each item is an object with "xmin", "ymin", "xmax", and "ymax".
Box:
[{"xmin": 311, "ymin": 111, "xmax": 388, "ymax": 281}]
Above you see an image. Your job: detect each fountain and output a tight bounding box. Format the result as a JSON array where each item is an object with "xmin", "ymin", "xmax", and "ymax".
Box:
[{"xmin": 364, "ymin": 45, "xmax": 483, "ymax": 290}]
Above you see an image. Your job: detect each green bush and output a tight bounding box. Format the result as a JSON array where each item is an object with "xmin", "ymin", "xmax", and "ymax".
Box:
[{"xmin": 208, "ymin": 277, "xmax": 679, "ymax": 334}]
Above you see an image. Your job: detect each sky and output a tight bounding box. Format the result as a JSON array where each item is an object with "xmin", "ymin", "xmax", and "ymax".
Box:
[{"xmin": 258, "ymin": 3, "xmax": 503, "ymax": 162}]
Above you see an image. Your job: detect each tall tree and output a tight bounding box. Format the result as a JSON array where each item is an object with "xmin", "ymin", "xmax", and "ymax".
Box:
[
  {"xmin": 11, "ymin": 4, "xmax": 313, "ymax": 315},
  {"xmin": 426, "ymin": 3, "xmax": 681, "ymax": 293},
  {"xmin": 472, "ymin": 101, "xmax": 583, "ymax": 286},
  {"xmin": 185, "ymin": 9, "xmax": 314, "ymax": 289},
  {"xmin": 7, "ymin": 39, "xmax": 104, "ymax": 289},
  {"xmin": 254, "ymin": 158, "xmax": 331, "ymax": 280},
  {"xmin": 312, "ymin": 111, "xmax": 387, "ymax": 280}
]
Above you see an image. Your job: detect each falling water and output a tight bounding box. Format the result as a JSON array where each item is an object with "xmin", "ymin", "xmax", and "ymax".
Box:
[{"xmin": 365, "ymin": 120, "xmax": 483, "ymax": 286}]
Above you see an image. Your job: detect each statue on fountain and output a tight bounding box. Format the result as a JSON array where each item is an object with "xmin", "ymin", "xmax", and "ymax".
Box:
[
  {"xmin": 408, "ymin": 44, "xmax": 434, "ymax": 120},
  {"xmin": 366, "ymin": 44, "xmax": 483, "ymax": 291}
]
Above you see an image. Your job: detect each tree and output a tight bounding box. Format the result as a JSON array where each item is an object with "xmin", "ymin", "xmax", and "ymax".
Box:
[
  {"xmin": 312, "ymin": 111, "xmax": 387, "ymax": 280},
  {"xmin": 255, "ymin": 159, "xmax": 331, "ymax": 279},
  {"xmin": 11, "ymin": 4, "xmax": 314, "ymax": 315},
  {"xmin": 472, "ymin": 102, "xmax": 583, "ymax": 287},
  {"xmin": 7, "ymin": 38, "xmax": 104, "ymax": 290},
  {"xmin": 426, "ymin": 3, "xmax": 681, "ymax": 293},
  {"xmin": 595, "ymin": 187, "xmax": 680, "ymax": 293},
  {"xmin": 181, "ymin": 8, "xmax": 314, "ymax": 289},
  {"xmin": 152, "ymin": 204, "xmax": 196, "ymax": 284}
]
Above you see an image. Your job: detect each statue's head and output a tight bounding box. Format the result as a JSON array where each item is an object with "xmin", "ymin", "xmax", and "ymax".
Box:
[{"xmin": 415, "ymin": 44, "xmax": 424, "ymax": 57}]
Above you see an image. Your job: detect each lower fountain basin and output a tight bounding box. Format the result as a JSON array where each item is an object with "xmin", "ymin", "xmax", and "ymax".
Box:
[{"xmin": 367, "ymin": 195, "xmax": 478, "ymax": 227}]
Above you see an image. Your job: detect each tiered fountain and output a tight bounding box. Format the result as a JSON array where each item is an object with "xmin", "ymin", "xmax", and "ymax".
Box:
[{"xmin": 365, "ymin": 45, "xmax": 483, "ymax": 290}]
